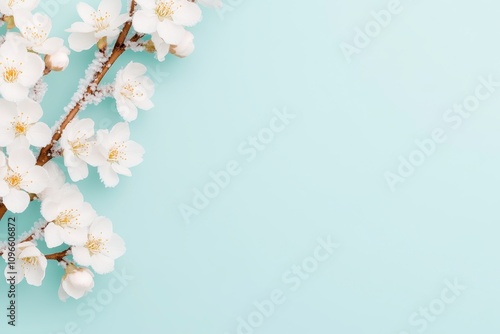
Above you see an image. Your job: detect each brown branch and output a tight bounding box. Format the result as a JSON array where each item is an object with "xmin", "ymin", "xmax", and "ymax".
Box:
[
  {"xmin": 0, "ymin": 1, "xmax": 141, "ymax": 222},
  {"xmin": 114, "ymin": 0, "xmax": 136, "ymax": 48},
  {"xmin": 45, "ymin": 248, "xmax": 70, "ymax": 261},
  {"xmin": 36, "ymin": 47, "xmax": 125, "ymax": 165}
]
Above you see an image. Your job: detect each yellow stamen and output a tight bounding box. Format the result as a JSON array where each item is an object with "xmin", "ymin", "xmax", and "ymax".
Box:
[
  {"xmin": 5, "ymin": 173, "xmax": 22, "ymax": 188},
  {"xmin": 14, "ymin": 122, "xmax": 27, "ymax": 135},
  {"xmin": 22, "ymin": 257, "xmax": 38, "ymax": 266},
  {"xmin": 155, "ymin": 1, "xmax": 175, "ymax": 19},
  {"xmin": 55, "ymin": 209, "xmax": 79, "ymax": 226},
  {"xmin": 3, "ymin": 67, "xmax": 21, "ymax": 83},
  {"xmin": 86, "ymin": 238, "xmax": 102, "ymax": 254}
]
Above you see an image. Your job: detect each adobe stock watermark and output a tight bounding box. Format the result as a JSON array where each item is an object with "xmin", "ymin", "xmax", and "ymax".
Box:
[
  {"xmin": 146, "ymin": 64, "xmax": 170, "ymax": 85},
  {"xmin": 385, "ymin": 74, "xmax": 500, "ymax": 192},
  {"xmin": 49, "ymin": 268, "xmax": 133, "ymax": 334},
  {"xmin": 340, "ymin": 0, "xmax": 406, "ymax": 63},
  {"xmin": 216, "ymin": 0, "xmax": 245, "ymax": 21},
  {"xmin": 39, "ymin": 0, "xmax": 73, "ymax": 18},
  {"xmin": 223, "ymin": 235, "xmax": 340, "ymax": 334},
  {"xmin": 178, "ymin": 107, "xmax": 296, "ymax": 224},
  {"xmin": 396, "ymin": 278, "xmax": 466, "ymax": 334}
]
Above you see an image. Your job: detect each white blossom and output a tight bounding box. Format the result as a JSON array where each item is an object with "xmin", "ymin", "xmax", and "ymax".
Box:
[
  {"xmin": 0, "ymin": 34, "xmax": 44, "ymax": 102},
  {"xmin": 58, "ymin": 265, "xmax": 95, "ymax": 301},
  {"xmin": 2, "ymin": 241, "xmax": 47, "ymax": 286},
  {"xmin": 72, "ymin": 217, "xmax": 126, "ymax": 274},
  {"xmin": 45, "ymin": 46, "xmax": 71, "ymax": 72},
  {"xmin": 0, "ymin": 148, "xmax": 49, "ymax": 213},
  {"xmin": 113, "ymin": 62, "xmax": 154, "ymax": 122},
  {"xmin": 170, "ymin": 30, "xmax": 194, "ymax": 58},
  {"xmin": 60, "ymin": 118, "xmax": 102, "ymax": 182},
  {"xmin": 42, "ymin": 184, "xmax": 97, "ymax": 248},
  {"xmin": 0, "ymin": 98, "xmax": 52, "ymax": 148},
  {"xmin": 67, "ymin": 0, "xmax": 130, "ymax": 52},
  {"xmin": 14, "ymin": 10, "xmax": 65, "ymax": 55},
  {"xmin": 94, "ymin": 122, "xmax": 144, "ymax": 187},
  {"xmin": 133, "ymin": 0, "xmax": 201, "ymax": 46}
]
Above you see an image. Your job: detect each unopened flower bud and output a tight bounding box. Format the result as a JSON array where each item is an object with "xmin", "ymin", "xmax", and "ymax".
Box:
[
  {"xmin": 97, "ymin": 36, "xmax": 107, "ymax": 51},
  {"xmin": 45, "ymin": 46, "xmax": 70, "ymax": 72},
  {"xmin": 58, "ymin": 264, "xmax": 94, "ymax": 301},
  {"xmin": 144, "ymin": 40, "xmax": 156, "ymax": 53},
  {"xmin": 3, "ymin": 15, "xmax": 15, "ymax": 30},
  {"xmin": 169, "ymin": 31, "xmax": 194, "ymax": 58}
]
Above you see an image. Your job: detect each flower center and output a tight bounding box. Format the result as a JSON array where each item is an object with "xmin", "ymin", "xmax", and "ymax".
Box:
[
  {"xmin": 120, "ymin": 83, "xmax": 134, "ymax": 98},
  {"xmin": 22, "ymin": 26, "xmax": 48, "ymax": 44},
  {"xmin": 69, "ymin": 140, "xmax": 88, "ymax": 156},
  {"xmin": 92, "ymin": 11, "xmax": 110, "ymax": 32},
  {"xmin": 22, "ymin": 256, "xmax": 38, "ymax": 266},
  {"xmin": 55, "ymin": 209, "xmax": 79, "ymax": 226},
  {"xmin": 108, "ymin": 148, "xmax": 119, "ymax": 162},
  {"xmin": 108, "ymin": 143, "xmax": 127, "ymax": 163},
  {"xmin": 155, "ymin": 1, "xmax": 175, "ymax": 20},
  {"xmin": 3, "ymin": 67, "xmax": 21, "ymax": 83},
  {"xmin": 86, "ymin": 238, "xmax": 102, "ymax": 254},
  {"xmin": 14, "ymin": 122, "xmax": 28, "ymax": 135},
  {"xmin": 5, "ymin": 173, "xmax": 22, "ymax": 188},
  {"xmin": 120, "ymin": 80, "xmax": 144, "ymax": 99}
]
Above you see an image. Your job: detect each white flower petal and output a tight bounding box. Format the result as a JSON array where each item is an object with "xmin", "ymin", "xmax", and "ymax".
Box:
[
  {"xmin": 72, "ymin": 246, "xmax": 91, "ymax": 266},
  {"xmin": 3, "ymin": 188, "xmax": 30, "ymax": 213},
  {"xmin": 21, "ymin": 165, "xmax": 49, "ymax": 193},
  {"xmin": 58, "ymin": 284, "xmax": 70, "ymax": 301},
  {"xmin": 157, "ymin": 19, "xmax": 186, "ymax": 45},
  {"xmin": 132, "ymin": 9, "xmax": 158, "ymax": 33},
  {"xmin": 61, "ymin": 227, "xmax": 89, "ymax": 246},
  {"xmin": 89, "ymin": 216, "xmax": 113, "ymax": 238},
  {"xmin": 68, "ymin": 32, "xmax": 97, "ymax": 52},
  {"xmin": 135, "ymin": 0, "xmax": 155, "ymax": 10},
  {"xmin": 8, "ymin": 148, "xmax": 36, "ymax": 173},
  {"xmin": 66, "ymin": 21, "xmax": 95, "ymax": 33},
  {"xmin": 26, "ymin": 122, "xmax": 52, "ymax": 147},
  {"xmin": 44, "ymin": 223, "xmax": 65, "ymax": 248},
  {"xmin": 76, "ymin": 2, "xmax": 97, "ymax": 24},
  {"xmin": 111, "ymin": 163, "xmax": 131, "ymax": 176},
  {"xmin": 68, "ymin": 160, "xmax": 89, "ymax": 182},
  {"xmin": 103, "ymin": 234, "xmax": 126, "ymax": 259},
  {"xmin": 90, "ymin": 253, "xmax": 115, "ymax": 274},
  {"xmin": 18, "ymin": 53, "xmax": 44, "ymax": 87},
  {"xmin": 110, "ymin": 122, "xmax": 130, "ymax": 142},
  {"xmin": 0, "ymin": 83, "xmax": 29, "ymax": 102},
  {"xmin": 24, "ymin": 257, "xmax": 47, "ymax": 286},
  {"xmin": 171, "ymin": 0, "xmax": 202, "ymax": 27},
  {"xmin": 98, "ymin": 164, "xmax": 119, "ymax": 187},
  {"xmin": 121, "ymin": 141, "xmax": 145, "ymax": 167},
  {"xmin": 17, "ymin": 99, "xmax": 43, "ymax": 123},
  {"xmin": 0, "ymin": 127, "xmax": 15, "ymax": 147},
  {"xmin": 98, "ymin": 0, "xmax": 122, "ymax": 20}
]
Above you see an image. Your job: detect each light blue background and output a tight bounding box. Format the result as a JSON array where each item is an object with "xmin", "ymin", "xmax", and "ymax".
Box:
[{"xmin": 2, "ymin": 0, "xmax": 500, "ymax": 333}]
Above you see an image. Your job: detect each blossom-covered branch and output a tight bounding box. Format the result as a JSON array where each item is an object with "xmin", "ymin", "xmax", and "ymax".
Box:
[{"xmin": 0, "ymin": 0, "xmax": 221, "ymax": 301}]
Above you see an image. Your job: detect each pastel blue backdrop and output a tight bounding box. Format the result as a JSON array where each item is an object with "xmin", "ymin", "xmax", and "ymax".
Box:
[{"xmin": 2, "ymin": 0, "xmax": 500, "ymax": 333}]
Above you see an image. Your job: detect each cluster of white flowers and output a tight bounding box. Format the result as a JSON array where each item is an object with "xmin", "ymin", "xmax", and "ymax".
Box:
[{"xmin": 0, "ymin": 0, "xmax": 219, "ymax": 301}]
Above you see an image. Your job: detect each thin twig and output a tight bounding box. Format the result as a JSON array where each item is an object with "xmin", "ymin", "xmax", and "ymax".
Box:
[{"xmin": 45, "ymin": 248, "xmax": 70, "ymax": 261}]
